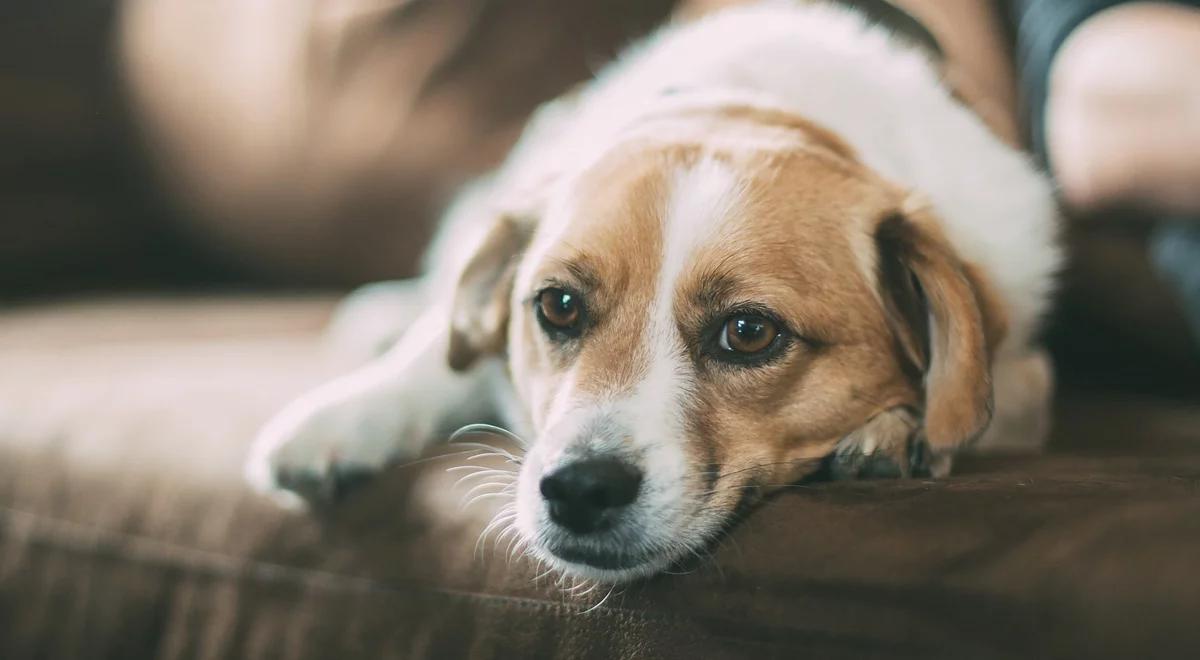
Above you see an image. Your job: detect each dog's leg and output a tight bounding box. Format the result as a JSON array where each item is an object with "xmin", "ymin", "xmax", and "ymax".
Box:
[
  {"xmin": 968, "ymin": 348, "xmax": 1054, "ymax": 453},
  {"xmin": 323, "ymin": 279, "xmax": 428, "ymax": 367},
  {"xmin": 244, "ymin": 303, "xmax": 508, "ymax": 509}
]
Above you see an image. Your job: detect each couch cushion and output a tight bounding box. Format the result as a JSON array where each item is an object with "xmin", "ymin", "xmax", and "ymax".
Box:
[{"xmin": 2, "ymin": 297, "xmax": 1199, "ymax": 659}]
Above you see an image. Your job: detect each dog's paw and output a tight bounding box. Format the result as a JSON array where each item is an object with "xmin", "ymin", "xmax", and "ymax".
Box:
[
  {"xmin": 244, "ymin": 395, "xmax": 406, "ymax": 510},
  {"xmin": 325, "ymin": 280, "xmax": 426, "ymax": 366},
  {"xmin": 828, "ymin": 408, "xmax": 953, "ymax": 480}
]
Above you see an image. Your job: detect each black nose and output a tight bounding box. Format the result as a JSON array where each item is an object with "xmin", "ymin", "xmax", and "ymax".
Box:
[{"xmin": 539, "ymin": 459, "xmax": 642, "ymax": 534}]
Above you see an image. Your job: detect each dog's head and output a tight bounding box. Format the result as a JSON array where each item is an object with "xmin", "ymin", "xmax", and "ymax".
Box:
[{"xmin": 446, "ymin": 106, "xmax": 1005, "ymax": 581}]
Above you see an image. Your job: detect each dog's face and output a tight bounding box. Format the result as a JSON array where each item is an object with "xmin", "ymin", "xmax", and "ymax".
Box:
[{"xmin": 448, "ymin": 108, "xmax": 1002, "ymax": 581}]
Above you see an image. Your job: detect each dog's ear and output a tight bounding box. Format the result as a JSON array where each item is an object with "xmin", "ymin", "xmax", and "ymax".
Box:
[
  {"xmin": 447, "ymin": 213, "xmax": 534, "ymax": 371},
  {"xmin": 874, "ymin": 196, "xmax": 1007, "ymax": 451}
]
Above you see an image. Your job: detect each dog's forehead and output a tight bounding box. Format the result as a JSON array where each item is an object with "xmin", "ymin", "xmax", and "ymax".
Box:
[{"xmin": 530, "ymin": 139, "xmax": 893, "ymax": 304}]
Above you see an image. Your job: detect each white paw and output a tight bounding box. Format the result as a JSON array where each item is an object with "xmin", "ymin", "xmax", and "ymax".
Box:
[
  {"xmin": 244, "ymin": 390, "xmax": 422, "ymax": 509},
  {"xmin": 324, "ymin": 280, "xmax": 426, "ymax": 366}
]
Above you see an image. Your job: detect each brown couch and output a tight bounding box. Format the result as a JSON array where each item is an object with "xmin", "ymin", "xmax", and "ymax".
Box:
[{"xmin": 2, "ymin": 297, "xmax": 1199, "ymax": 659}]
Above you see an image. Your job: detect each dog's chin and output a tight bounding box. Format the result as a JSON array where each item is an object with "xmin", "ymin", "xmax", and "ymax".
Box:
[
  {"xmin": 526, "ymin": 518, "xmax": 728, "ymax": 583},
  {"xmin": 534, "ymin": 542, "xmax": 675, "ymax": 583}
]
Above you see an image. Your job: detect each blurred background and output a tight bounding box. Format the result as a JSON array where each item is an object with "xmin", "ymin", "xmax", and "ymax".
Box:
[{"xmin": 2, "ymin": 0, "xmax": 677, "ymax": 296}]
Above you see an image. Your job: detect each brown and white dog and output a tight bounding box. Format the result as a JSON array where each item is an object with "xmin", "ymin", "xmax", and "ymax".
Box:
[{"xmin": 246, "ymin": 1, "xmax": 1059, "ymax": 582}]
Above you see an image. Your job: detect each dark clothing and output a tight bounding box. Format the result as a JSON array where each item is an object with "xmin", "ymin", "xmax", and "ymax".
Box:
[{"xmin": 1009, "ymin": 0, "xmax": 1200, "ymax": 164}]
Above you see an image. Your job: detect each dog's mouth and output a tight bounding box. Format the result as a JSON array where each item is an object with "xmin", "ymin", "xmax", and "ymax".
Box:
[{"xmin": 544, "ymin": 542, "xmax": 656, "ymax": 571}]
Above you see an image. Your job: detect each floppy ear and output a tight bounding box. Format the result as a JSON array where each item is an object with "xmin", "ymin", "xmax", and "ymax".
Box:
[
  {"xmin": 446, "ymin": 213, "xmax": 533, "ymax": 372},
  {"xmin": 874, "ymin": 197, "xmax": 1008, "ymax": 450}
]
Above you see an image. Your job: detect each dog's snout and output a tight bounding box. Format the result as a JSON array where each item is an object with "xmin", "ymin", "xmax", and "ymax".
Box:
[{"xmin": 539, "ymin": 459, "xmax": 642, "ymax": 534}]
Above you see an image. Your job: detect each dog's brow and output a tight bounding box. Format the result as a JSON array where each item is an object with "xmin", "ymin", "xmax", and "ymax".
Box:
[
  {"xmin": 547, "ymin": 257, "xmax": 603, "ymax": 293},
  {"xmin": 688, "ymin": 270, "xmax": 743, "ymax": 311}
]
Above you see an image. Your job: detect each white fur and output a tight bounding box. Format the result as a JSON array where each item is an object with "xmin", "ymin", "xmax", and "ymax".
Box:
[{"xmin": 628, "ymin": 160, "xmax": 744, "ymax": 506}]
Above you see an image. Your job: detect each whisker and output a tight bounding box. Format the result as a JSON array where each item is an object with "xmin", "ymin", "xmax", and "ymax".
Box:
[
  {"xmin": 466, "ymin": 453, "xmax": 519, "ymax": 465},
  {"xmin": 574, "ymin": 580, "xmax": 601, "ymax": 598},
  {"xmin": 455, "ymin": 469, "xmax": 517, "ymax": 486},
  {"xmin": 449, "ymin": 423, "xmax": 528, "ymax": 449},
  {"xmin": 580, "ymin": 584, "xmax": 618, "ymax": 615},
  {"xmin": 464, "ymin": 492, "xmax": 496, "ymax": 508},
  {"xmin": 454, "ymin": 474, "xmax": 515, "ymax": 496},
  {"xmin": 506, "ymin": 531, "xmax": 527, "ymax": 564},
  {"xmin": 477, "ymin": 514, "xmax": 514, "ymax": 544},
  {"xmin": 531, "ymin": 566, "xmax": 556, "ymax": 584},
  {"xmin": 564, "ymin": 578, "xmax": 597, "ymax": 596},
  {"xmin": 446, "ymin": 463, "xmax": 517, "ymax": 475},
  {"xmin": 475, "ymin": 511, "xmax": 516, "ymax": 559},
  {"xmin": 444, "ymin": 445, "xmax": 522, "ymax": 466},
  {"xmin": 462, "ymin": 484, "xmax": 506, "ymax": 503},
  {"xmin": 453, "ymin": 469, "xmax": 502, "ymax": 487},
  {"xmin": 390, "ymin": 448, "xmax": 491, "ymax": 470},
  {"xmin": 463, "ymin": 480, "xmax": 516, "ymax": 503},
  {"xmin": 507, "ymin": 537, "xmax": 533, "ymax": 571},
  {"xmin": 464, "ymin": 492, "xmax": 514, "ymax": 509},
  {"xmin": 495, "ymin": 524, "xmax": 522, "ymax": 557}
]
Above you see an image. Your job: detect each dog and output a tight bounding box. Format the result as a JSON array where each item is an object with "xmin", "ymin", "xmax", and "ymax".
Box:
[{"xmin": 245, "ymin": 0, "xmax": 1059, "ymax": 582}]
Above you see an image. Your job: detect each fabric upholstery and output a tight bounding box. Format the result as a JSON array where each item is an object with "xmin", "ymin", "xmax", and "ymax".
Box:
[{"xmin": 2, "ymin": 297, "xmax": 1199, "ymax": 659}]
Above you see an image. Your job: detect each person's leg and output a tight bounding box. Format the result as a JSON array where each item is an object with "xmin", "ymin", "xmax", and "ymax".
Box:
[
  {"xmin": 889, "ymin": 0, "xmax": 1023, "ymax": 146},
  {"xmin": 1045, "ymin": 2, "xmax": 1200, "ymax": 215}
]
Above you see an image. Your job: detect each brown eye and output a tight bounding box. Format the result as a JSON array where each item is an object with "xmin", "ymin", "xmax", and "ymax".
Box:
[
  {"xmin": 536, "ymin": 288, "xmax": 582, "ymax": 335},
  {"xmin": 718, "ymin": 314, "xmax": 778, "ymax": 354}
]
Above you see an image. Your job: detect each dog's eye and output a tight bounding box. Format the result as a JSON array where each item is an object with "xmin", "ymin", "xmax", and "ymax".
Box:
[
  {"xmin": 535, "ymin": 288, "xmax": 583, "ymax": 336},
  {"xmin": 718, "ymin": 314, "xmax": 779, "ymax": 354}
]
